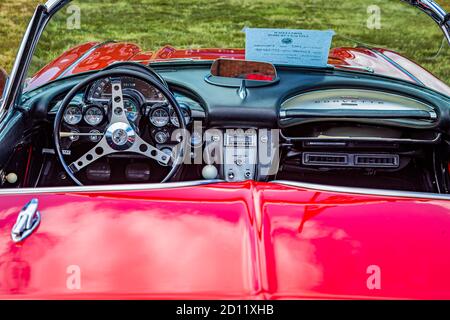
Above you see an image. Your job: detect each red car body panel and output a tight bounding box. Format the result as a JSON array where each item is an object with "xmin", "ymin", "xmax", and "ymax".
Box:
[
  {"xmin": 26, "ymin": 43, "xmax": 450, "ymax": 96},
  {"xmin": 0, "ymin": 181, "xmax": 449, "ymax": 299},
  {"xmin": 26, "ymin": 42, "xmax": 142, "ymax": 91},
  {"xmin": 28, "ymin": 42, "xmax": 100, "ymax": 91}
]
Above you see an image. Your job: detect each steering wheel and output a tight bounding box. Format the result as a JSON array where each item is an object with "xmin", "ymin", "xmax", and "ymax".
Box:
[{"xmin": 54, "ymin": 69, "xmax": 187, "ymax": 186}]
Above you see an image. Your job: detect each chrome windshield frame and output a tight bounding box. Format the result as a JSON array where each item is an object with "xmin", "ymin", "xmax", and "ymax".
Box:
[
  {"xmin": 402, "ymin": 0, "xmax": 450, "ymax": 44},
  {"xmin": 0, "ymin": 0, "xmax": 449, "ymax": 124},
  {"xmin": 0, "ymin": 0, "xmax": 71, "ymax": 123}
]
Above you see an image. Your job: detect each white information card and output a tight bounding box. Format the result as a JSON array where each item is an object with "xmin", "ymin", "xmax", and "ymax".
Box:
[{"xmin": 245, "ymin": 28, "xmax": 335, "ymax": 68}]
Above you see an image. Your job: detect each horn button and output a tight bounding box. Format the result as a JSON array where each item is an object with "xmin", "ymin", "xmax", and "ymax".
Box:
[{"xmin": 106, "ymin": 122, "xmax": 136, "ymax": 150}]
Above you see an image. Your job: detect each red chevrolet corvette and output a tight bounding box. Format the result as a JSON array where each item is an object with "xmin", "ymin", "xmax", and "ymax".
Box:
[{"xmin": 0, "ymin": 0, "xmax": 450, "ymax": 300}]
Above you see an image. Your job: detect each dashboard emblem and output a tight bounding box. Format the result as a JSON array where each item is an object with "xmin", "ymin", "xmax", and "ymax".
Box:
[
  {"xmin": 106, "ymin": 122, "xmax": 136, "ymax": 150},
  {"xmin": 112, "ymin": 128, "xmax": 128, "ymax": 146}
]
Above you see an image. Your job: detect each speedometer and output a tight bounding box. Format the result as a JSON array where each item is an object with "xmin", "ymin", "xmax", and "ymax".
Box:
[
  {"xmin": 84, "ymin": 106, "xmax": 104, "ymax": 126},
  {"xmin": 63, "ymin": 105, "xmax": 82, "ymax": 125},
  {"xmin": 88, "ymin": 77, "xmax": 166, "ymax": 102},
  {"xmin": 150, "ymin": 108, "xmax": 169, "ymax": 127}
]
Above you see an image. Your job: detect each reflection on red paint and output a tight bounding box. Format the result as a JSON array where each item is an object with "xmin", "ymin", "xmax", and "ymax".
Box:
[
  {"xmin": 27, "ymin": 42, "xmax": 99, "ymax": 91},
  {"xmin": 0, "ymin": 181, "xmax": 450, "ymax": 299}
]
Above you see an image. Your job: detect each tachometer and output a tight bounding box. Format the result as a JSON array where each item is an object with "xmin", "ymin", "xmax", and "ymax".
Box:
[
  {"xmin": 63, "ymin": 105, "xmax": 82, "ymax": 125},
  {"xmin": 84, "ymin": 106, "xmax": 104, "ymax": 126},
  {"xmin": 150, "ymin": 108, "xmax": 169, "ymax": 127}
]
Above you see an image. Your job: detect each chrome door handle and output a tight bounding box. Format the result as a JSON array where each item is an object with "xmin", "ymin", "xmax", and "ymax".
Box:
[{"xmin": 11, "ymin": 198, "xmax": 41, "ymax": 243}]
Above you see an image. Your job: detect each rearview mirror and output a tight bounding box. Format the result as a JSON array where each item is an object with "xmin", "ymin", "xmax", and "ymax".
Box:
[
  {"xmin": 206, "ymin": 59, "xmax": 278, "ymax": 87},
  {"xmin": 0, "ymin": 68, "xmax": 8, "ymax": 101},
  {"xmin": 211, "ymin": 59, "xmax": 277, "ymax": 81}
]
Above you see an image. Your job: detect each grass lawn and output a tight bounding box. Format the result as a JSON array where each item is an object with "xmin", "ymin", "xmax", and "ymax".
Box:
[{"xmin": 0, "ymin": 0, "xmax": 449, "ymax": 84}]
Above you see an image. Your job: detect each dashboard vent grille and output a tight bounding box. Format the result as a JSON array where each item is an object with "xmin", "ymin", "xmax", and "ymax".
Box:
[
  {"xmin": 354, "ymin": 154, "xmax": 399, "ymax": 168},
  {"xmin": 303, "ymin": 153, "xmax": 349, "ymax": 166},
  {"xmin": 303, "ymin": 153, "xmax": 399, "ymax": 168}
]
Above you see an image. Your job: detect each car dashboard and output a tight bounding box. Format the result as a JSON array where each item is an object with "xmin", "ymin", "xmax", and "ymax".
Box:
[{"xmin": 3, "ymin": 62, "xmax": 450, "ymax": 194}]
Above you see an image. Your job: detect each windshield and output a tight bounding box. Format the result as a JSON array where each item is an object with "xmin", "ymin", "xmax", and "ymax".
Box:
[{"xmin": 25, "ymin": 0, "xmax": 450, "ymax": 93}]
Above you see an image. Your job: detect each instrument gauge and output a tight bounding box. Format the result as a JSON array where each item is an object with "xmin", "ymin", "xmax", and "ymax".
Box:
[
  {"xmin": 84, "ymin": 106, "xmax": 104, "ymax": 126},
  {"xmin": 150, "ymin": 108, "xmax": 169, "ymax": 127},
  {"xmin": 124, "ymin": 98, "xmax": 139, "ymax": 122},
  {"xmin": 63, "ymin": 105, "xmax": 82, "ymax": 125},
  {"xmin": 88, "ymin": 77, "xmax": 167, "ymax": 102},
  {"xmin": 154, "ymin": 130, "xmax": 170, "ymax": 144},
  {"xmin": 170, "ymin": 108, "xmax": 191, "ymax": 127},
  {"xmin": 69, "ymin": 129, "xmax": 80, "ymax": 142},
  {"xmin": 89, "ymin": 129, "xmax": 102, "ymax": 143}
]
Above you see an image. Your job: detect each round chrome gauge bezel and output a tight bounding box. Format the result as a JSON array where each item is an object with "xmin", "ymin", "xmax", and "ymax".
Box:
[
  {"xmin": 154, "ymin": 130, "xmax": 170, "ymax": 144},
  {"xmin": 69, "ymin": 129, "xmax": 80, "ymax": 142},
  {"xmin": 84, "ymin": 105, "xmax": 104, "ymax": 126},
  {"xmin": 123, "ymin": 98, "xmax": 139, "ymax": 122},
  {"xmin": 63, "ymin": 105, "xmax": 83, "ymax": 125},
  {"xmin": 170, "ymin": 108, "xmax": 191, "ymax": 127},
  {"xmin": 150, "ymin": 108, "xmax": 170, "ymax": 127},
  {"xmin": 89, "ymin": 129, "xmax": 102, "ymax": 143}
]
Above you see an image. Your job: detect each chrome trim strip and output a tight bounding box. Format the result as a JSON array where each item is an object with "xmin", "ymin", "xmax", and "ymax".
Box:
[
  {"xmin": 430, "ymin": 0, "xmax": 447, "ymax": 15},
  {"xmin": 0, "ymin": 0, "xmax": 71, "ymax": 122},
  {"xmin": 273, "ymin": 180, "xmax": 450, "ymax": 201},
  {"xmin": 280, "ymin": 131, "xmax": 442, "ymax": 144},
  {"xmin": 45, "ymin": 0, "xmax": 71, "ymax": 13},
  {"xmin": 44, "ymin": 0, "xmax": 61, "ymax": 10},
  {"xmin": 0, "ymin": 7, "xmax": 43, "ymax": 122},
  {"xmin": 1, "ymin": 178, "xmax": 449, "ymax": 201},
  {"xmin": 0, "ymin": 180, "xmax": 223, "ymax": 196}
]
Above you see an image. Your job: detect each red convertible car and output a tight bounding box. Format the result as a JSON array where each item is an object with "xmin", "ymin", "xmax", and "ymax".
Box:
[{"xmin": 0, "ymin": 0, "xmax": 450, "ymax": 299}]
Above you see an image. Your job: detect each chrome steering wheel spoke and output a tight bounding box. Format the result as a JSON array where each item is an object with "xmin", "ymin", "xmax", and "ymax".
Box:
[
  {"xmin": 131, "ymin": 135, "xmax": 171, "ymax": 165},
  {"xmin": 69, "ymin": 137, "xmax": 114, "ymax": 173},
  {"xmin": 68, "ymin": 130, "xmax": 170, "ymax": 174},
  {"xmin": 110, "ymin": 79, "xmax": 132, "ymax": 125}
]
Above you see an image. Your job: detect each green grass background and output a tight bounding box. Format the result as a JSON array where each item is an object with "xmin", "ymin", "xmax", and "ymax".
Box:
[{"xmin": 1, "ymin": 0, "xmax": 449, "ymax": 83}]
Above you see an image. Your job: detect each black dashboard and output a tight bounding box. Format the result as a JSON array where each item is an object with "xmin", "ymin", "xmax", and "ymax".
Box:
[
  {"xmin": 6, "ymin": 61, "xmax": 450, "ymax": 191},
  {"xmin": 22, "ymin": 62, "xmax": 450, "ymax": 132},
  {"xmin": 150, "ymin": 63, "xmax": 450, "ymax": 129}
]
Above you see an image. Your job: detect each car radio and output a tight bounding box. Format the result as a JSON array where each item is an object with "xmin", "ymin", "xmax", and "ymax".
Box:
[{"xmin": 223, "ymin": 130, "xmax": 258, "ymax": 181}]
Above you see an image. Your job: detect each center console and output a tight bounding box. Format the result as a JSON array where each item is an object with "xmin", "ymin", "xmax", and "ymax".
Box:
[{"xmin": 203, "ymin": 128, "xmax": 279, "ymax": 182}]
